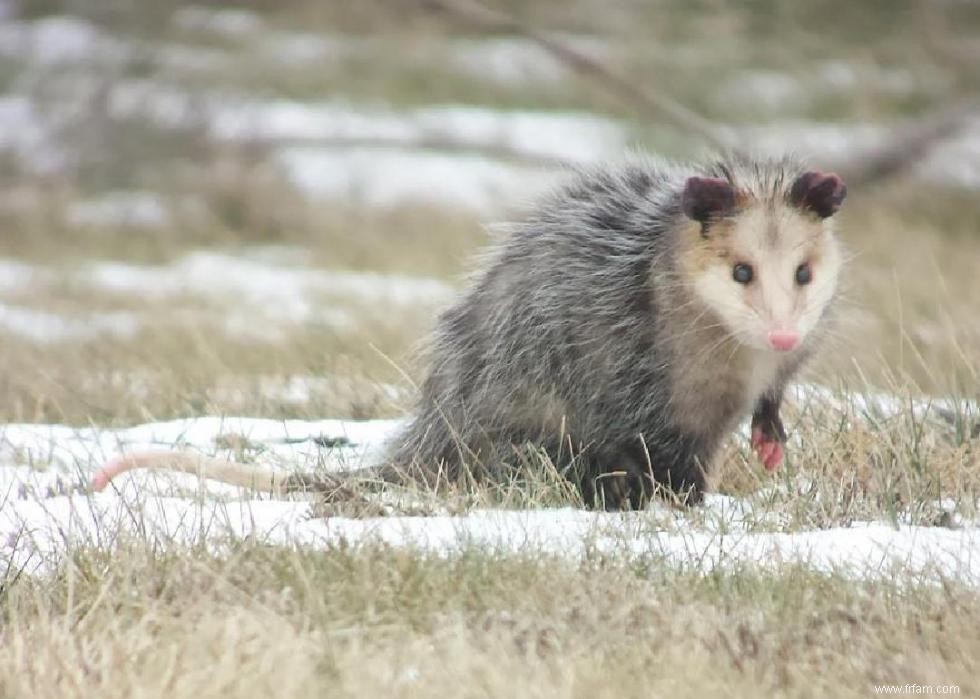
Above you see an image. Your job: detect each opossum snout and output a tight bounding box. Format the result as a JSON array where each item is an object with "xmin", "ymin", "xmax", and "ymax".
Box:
[{"xmin": 767, "ymin": 329, "xmax": 799, "ymax": 352}]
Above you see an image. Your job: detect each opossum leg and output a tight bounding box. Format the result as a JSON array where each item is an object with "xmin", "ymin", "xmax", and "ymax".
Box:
[
  {"xmin": 575, "ymin": 441, "xmax": 704, "ymax": 511},
  {"xmin": 751, "ymin": 393, "xmax": 787, "ymax": 472},
  {"xmin": 553, "ymin": 447, "xmax": 628, "ymax": 511},
  {"xmin": 623, "ymin": 437, "xmax": 706, "ymax": 508}
]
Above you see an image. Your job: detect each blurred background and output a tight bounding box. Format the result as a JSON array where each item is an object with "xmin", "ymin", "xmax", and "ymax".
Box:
[{"xmin": 0, "ymin": 0, "xmax": 978, "ymax": 426}]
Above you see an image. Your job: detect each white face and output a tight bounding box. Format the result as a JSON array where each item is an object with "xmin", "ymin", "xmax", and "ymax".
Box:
[{"xmin": 690, "ymin": 204, "xmax": 843, "ymax": 353}]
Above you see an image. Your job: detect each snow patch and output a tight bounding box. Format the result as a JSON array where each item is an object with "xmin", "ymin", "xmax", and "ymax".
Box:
[
  {"xmin": 445, "ymin": 35, "xmax": 606, "ymax": 86},
  {"xmin": 0, "ymin": 252, "xmax": 450, "ymax": 343},
  {"xmin": 87, "ymin": 251, "xmax": 454, "ymax": 316},
  {"xmin": 208, "ymin": 101, "xmax": 625, "ymax": 165},
  {"xmin": 0, "ymin": 16, "xmax": 128, "ymax": 66},
  {"xmin": 740, "ymin": 120, "xmax": 885, "ymax": 162},
  {"xmin": 279, "ymin": 146, "xmax": 560, "ymax": 214},
  {"xmin": 66, "ymin": 191, "xmax": 174, "ymax": 230},
  {"xmin": 0, "ymin": 95, "xmax": 65, "ymax": 174},
  {"xmin": 0, "ymin": 303, "xmax": 139, "ymax": 343},
  {"xmin": 715, "ymin": 63, "xmax": 940, "ymax": 117},
  {"xmin": 741, "ymin": 115, "xmax": 980, "ymax": 189},
  {"xmin": 715, "ymin": 70, "xmax": 810, "ymax": 113},
  {"xmin": 208, "ymin": 374, "xmax": 406, "ymax": 407},
  {"xmin": 1, "ymin": 396, "xmax": 978, "ymax": 580},
  {"xmin": 920, "ymin": 115, "xmax": 980, "ymax": 188},
  {"xmin": 172, "ymin": 6, "xmax": 264, "ymax": 39},
  {"xmin": 257, "ymin": 31, "xmax": 358, "ymax": 66},
  {"xmin": 155, "ymin": 44, "xmax": 235, "ymax": 74},
  {"xmin": 0, "ymin": 258, "xmax": 44, "ymax": 293}
]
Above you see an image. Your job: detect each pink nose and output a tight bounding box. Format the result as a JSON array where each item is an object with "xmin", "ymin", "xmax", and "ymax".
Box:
[{"xmin": 767, "ymin": 330, "xmax": 799, "ymax": 352}]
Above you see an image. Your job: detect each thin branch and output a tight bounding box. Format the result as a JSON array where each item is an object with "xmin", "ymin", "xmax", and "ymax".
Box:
[
  {"xmin": 837, "ymin": 100, "xmax": 978, "ymax": 189},
  {"xmin": 420, "ymin": 0, "xmax": 977, "ymax": 188},
  {"xmin": 420, "ymin": 0, "xmax": 736, "ymax": 153}
]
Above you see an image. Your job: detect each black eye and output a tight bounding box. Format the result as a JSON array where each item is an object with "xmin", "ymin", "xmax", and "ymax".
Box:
[
  {"xmin": 732, "ymin": 263, "xmax": 753, "ymax": 284},
  {"xmin": 795, "ymin": 263, "xmax": 812, "ymax": 286}
]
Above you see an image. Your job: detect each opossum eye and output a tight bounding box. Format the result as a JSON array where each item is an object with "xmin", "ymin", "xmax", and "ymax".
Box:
[
  {"xmin": 795, "ymin": 263, "xmax": 812, "ymax": 286},
  {"xmin": 732, "ymin": 263, "xmax": 754, "ymax": 284}
]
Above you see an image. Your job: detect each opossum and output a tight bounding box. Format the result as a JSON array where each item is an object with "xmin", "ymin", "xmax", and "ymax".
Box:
[{"xmin": 92, "ymin": 154, "xmax": 846, "ymax": 510}]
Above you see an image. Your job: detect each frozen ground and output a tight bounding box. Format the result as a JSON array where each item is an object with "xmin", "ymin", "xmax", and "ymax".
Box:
[{"xmin": 1, "ymin": 385, "xmax": 977, "ymax": 582}]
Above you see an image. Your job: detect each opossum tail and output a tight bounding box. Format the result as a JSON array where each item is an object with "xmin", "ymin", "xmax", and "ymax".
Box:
[{"xmin": 90, "ymin": 451, "xmax": 382, "ymax": 497}]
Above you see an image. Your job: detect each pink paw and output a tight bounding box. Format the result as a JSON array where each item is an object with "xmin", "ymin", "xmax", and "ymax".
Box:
[{"xmin": 751, "ymin": 427, "xmax": 784, "ymax": 472}]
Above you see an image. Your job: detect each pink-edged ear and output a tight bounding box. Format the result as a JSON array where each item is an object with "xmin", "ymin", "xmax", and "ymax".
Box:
[
  {"xmin": 681, "ymin": 177, "xmax": 736, "ymax": 224},
  {"xmin": 789, "ymin": 171, "xmax": 846, "ymax": 219}
]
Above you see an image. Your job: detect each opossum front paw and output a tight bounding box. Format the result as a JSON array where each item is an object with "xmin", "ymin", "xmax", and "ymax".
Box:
[
  {"xmin": 751, "ymin": 399, "xmax": 787, "ymax": 472},
  {"xmin": 751, "ymin": 428, "xmax": 784, "ymax": 472}
]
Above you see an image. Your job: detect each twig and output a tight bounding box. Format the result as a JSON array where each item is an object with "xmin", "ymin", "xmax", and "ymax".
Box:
[
  {"xmin": 420, "ymin": 0, "xmax": 977, "ymax": 188},
  {"xmin": 420, "ymin": 0, "xmax": 736, "ymax": 153},
  {"xmin": 837, "ymin": 100, "xmax": 978, "ymax": 188}
]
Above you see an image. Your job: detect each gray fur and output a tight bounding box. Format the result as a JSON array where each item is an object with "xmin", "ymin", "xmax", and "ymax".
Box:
[{"xmin": 381, "ymin": 154, "xmax": 835, "ymax": 509}]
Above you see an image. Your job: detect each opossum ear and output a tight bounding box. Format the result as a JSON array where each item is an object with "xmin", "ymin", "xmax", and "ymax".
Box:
[
  {"xmin": 681, "ymin": 177, "xmax": 736, "ymax": 225},
  {"xmin": 789, "ymin": 171, "xmax": 846, "ymax": 219}
]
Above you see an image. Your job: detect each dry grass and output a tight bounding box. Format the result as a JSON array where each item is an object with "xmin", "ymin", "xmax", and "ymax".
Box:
[{"xmin": 1, "ymin": 542, "xmax": 977, "ymax": 698}]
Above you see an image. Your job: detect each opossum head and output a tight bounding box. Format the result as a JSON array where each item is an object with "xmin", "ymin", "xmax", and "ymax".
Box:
[{"xmin": 679, "ymin": 166, "xmax": 846, "ymax": 353}]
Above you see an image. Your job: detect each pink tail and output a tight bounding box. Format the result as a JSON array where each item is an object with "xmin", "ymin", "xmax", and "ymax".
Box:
[{"xmin": 90, "ymin": 451, "xmax": 281, "ymax": 494}]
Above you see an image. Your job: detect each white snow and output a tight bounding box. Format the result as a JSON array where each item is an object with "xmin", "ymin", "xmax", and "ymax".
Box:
[
  {"xmin": 155, "ymin": 44, "xmax": 234, "ymax": 75},
  {"xmin": 257, "ymin": 31, "xmax": 354, "ymax": 66},
  {"xmin": 2, "ymin": 66, "xmax": 977, "ymax": 208},
  {"xmin": 66, "ymin": 191, "xmax": 175, "ymax": 230},
  {"xmin": 0, "ymin": 303, "xmax": 139, "ymax": 343},
  {"xmin": 740, "ymin": 120, "xmax": 886, "ymax": 163},
  {"xmin": 1, "ymin": 391, "xmax": 978, "ymax": 581},
  {"xmin": 207, "ymin": 374, "xmax": 406, "ymax": 407},
  {"xmin": 100, "ymin": 84, "xmax": 616, "ymax": 210},
  {"xmin": 0, "ymin": 415, "xmax": 398, "ymax": 503},
  {"xmin": 86, "ymin": 251, "xmax": 454, "ymax": 313},
  {"xmin": 714, "ymin": 70, "xmax": 810, "ymax": 113},
  {"xmin": 739, "ymin": 115, "xmax": 980, "ymax": 189},
  {"xmin": 715, "ymin": 63, "xmax": 932, "ymax": 117},
  {"xmin": 920, "ymin": 115, "xmax": 980, "ymax": 188},
  {"xmin": 0, "ymin": 251, "xmax": 452, "ymax": 344},
  {"xmin": 206, "ymin": 101, "xmax": 625, "ymax": 165},
  {"xmin": 167, "ymin": 10, "xmax": 602, "ymax": 87},
  {"xmin": 8, "ymin": 492, "xmax": 978, "ymax": 583},
  {"xmin": 98, "ymin": 83, "xmax": 980, "ymax": 200},
  {"xmin": 0, "ymin": 95, "xmax": 66, "ymax": 174},
  {"xmin": 0, "ymin": 258, "xmax": 43, "ymax": 293},
  {"xmin": 104, "ymin": 83, "xmax": 625, "ymax": 166},
  {"xmin": 0, "ymin": 251, "xmax": 452, "ymax": 343},
  {"xmin": 444, "ymin": 35, "xmax": 606, "ymax": 86},
  {"xmin": 278, "ymin": 146, "xmax": 560, "ymax": 214},
  {"xmin": 172, "ymin": 6, "xmax": 264, "ymax": 39},
  {"xmin": 0, "ymin": 15, "xmax": 128, "ymax": 66}
]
